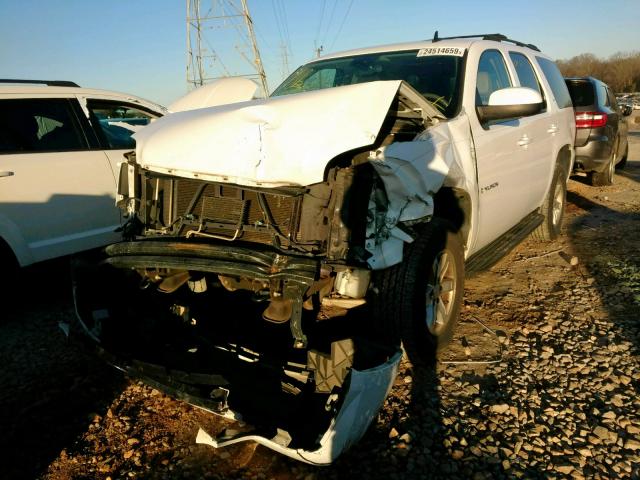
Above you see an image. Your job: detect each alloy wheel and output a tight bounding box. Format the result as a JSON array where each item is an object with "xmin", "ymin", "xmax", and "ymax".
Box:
[
  {"xmin": 425, "ymin": 250, "xmax": 457, "ymax": 335},
  {"xmin": 552, "ymin": 181, "xmax": 565, "ymax": 227}
]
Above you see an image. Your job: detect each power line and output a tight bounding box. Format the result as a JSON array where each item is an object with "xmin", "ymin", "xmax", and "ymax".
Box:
[
  {"xmin": 320, "ymin": 0, "xmax": 338, "ymax": 48},
  {"xmin": 276, "ymin": 0, "xmax": 293, "ymax": 56},
  {"xmin": 313, "ymin": 0, "xmax": 326, "ymax": 48},
  {"xmin": 271, "ymin": 0, "xmax": 286, "ymax": 49},
  {"xmin": 329, "ymin": 0, "xmax": 354, "ymax": 52}
]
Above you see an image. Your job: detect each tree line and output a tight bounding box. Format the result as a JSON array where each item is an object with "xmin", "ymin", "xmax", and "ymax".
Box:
[{"xmin": 556, "ymin": 52, "xmax": 640, "ymax": 93}]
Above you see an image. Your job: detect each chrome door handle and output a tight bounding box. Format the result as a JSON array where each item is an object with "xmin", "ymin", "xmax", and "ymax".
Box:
[
  {"xmin": 517, "ymin": 134, "xmax": 530, "ymax": 147},
  {"xmin": 547, "ymin": 124, "xmax": 558, "ymax": 134},
  {"xmin": 0, "ymin": 171, "xmax": 14, "ymax": 178}
]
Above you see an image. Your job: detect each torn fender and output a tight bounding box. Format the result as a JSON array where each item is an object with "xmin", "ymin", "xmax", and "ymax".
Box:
[
  {"xmin": 133, "ymin": 81, "xmax": 438, "ymax": 188},
  {"xmin": 365, "ymin": 116, "xmax": 474, "ymax": 269},
  {"xmin": 196, "ymin": 350, "xmax": 402, "ymax": 465}
]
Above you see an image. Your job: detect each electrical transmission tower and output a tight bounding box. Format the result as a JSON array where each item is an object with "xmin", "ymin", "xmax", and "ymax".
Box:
[
  {"xmin": 280, "ymin": 44, "xmax": 290, "ymax": 80},
  {"xmin": 186, "ymin": 0, "xmax": 269, "ymax": 96}
]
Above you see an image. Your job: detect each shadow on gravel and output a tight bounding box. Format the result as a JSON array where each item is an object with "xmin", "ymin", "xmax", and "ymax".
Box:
[
  {"xmin": 311, "ymin": 310, "xmax": 529, "ymax": 475},
  {"xmin": 0, "ymin": 257, "xmax": 126, "ymax": 480},
  {"xmin": 567, "ymin": 185, "xmax": 640, "ymax": 349},
  {"xmin": 565, "ymin": 173, "xmax": 640, "ymax": 477}
]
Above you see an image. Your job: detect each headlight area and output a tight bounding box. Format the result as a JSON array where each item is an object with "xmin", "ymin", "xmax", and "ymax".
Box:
[
  {"xmin": 116, "ymin": 154, "xmax": 374, "ymax": 260},
  {"xmin": 71, "ymin": 238, "xmax": 398, "ymax": 462}
]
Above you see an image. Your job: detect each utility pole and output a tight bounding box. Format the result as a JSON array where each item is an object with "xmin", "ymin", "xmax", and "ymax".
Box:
[{"xmin": 186, "ymin": 0, "xmax": 269, "ymax": 96}]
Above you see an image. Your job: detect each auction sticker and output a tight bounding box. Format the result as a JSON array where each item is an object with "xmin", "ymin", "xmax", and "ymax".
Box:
[{"xmin": 417, "ymin": 47, "xmax": 465, "ymax": 57}]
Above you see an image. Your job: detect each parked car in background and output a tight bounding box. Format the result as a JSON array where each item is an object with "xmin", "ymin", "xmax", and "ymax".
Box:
[
  {"xmin": 565, "ymin": 76, "xmax": 630, "ymax": 186},
  {"xmin": 0, "ymin": 79, "xmax": 166, "ymax": 270},
  {"xmin": 621, "ymin": 104, "xmax": 633, "ymax": 116}
]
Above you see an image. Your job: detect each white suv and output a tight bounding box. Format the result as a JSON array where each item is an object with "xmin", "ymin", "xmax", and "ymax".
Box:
[
  {"xmin": 73, "ymin": 34, "xmax": 575, "ymax": 463},
  {"xmin": 0, "ymin": 80, "xmax": 166, "ymax": 268}
]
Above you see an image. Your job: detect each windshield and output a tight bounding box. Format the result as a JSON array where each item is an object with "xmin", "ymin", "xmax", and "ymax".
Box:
[{"xmin": 271, "ymin": 50, "xmax": 464, "ymax": 118}]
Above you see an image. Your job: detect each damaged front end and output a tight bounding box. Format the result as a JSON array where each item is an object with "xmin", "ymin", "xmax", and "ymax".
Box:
[
  {"xmin": 73, "ymin": 244, "xmax": 401, "ymax": 463},
  {"xmin": 73, "ymin": 80, "xmax": 451, "ymax": 463}
]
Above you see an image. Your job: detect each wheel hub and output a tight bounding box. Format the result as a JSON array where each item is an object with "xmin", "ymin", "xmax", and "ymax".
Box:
[
  {"xmin": 609, "ymin": 154, "xmax": 615, "ymax": 183},
  {"xmin": 552, "ymin": 182, "xmax": 564, "ymax": 226},
  {"xmin": 425, "ymin": 250, "xmax": 457, "ymax": 335}
]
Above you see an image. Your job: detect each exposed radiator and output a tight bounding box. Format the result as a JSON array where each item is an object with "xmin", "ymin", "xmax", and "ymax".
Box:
[{"xmin": 163, "ymin": 179, "xmax": 301, "ymax": 246}]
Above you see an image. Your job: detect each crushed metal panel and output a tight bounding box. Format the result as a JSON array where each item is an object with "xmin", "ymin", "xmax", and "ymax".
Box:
[
  {"xmin": 365, "ymin": 116, "xmax": 473, "ymax": 269},
  {"xmin": 133, "ymin": 81, "xmax": 409, "ymax": 188},
  {"xmin": 195, "ymin": 350, "xmax": 402, "ymax": 465}
]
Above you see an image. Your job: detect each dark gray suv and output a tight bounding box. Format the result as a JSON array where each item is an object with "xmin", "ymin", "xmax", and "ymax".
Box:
[{"xmin": 565, "ymin": 76, "xmax": 630, "ymax": 186}]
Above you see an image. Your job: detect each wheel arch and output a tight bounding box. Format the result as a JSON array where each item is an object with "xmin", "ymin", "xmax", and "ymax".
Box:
[
  {"xmin": 0, "ymin": 216, "xmax": 32, "ymax": 267},
  {"xmin": 556, "ymin": 144, "xmax": 573, "ymax": 181},
  {"xmin": 432, "ymin": 186, "xmax": 473, "ymax": 249}
]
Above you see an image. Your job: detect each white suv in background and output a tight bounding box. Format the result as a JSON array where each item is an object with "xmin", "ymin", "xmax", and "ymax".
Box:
[{"xmin": 0, "ymin": 79, "xmax": 166, "ymax": 269}]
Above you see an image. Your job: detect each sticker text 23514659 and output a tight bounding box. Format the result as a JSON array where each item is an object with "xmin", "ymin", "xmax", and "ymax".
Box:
[{"xmin": 417, "ymin": 47, "xmax": 465, "ymax": 57}]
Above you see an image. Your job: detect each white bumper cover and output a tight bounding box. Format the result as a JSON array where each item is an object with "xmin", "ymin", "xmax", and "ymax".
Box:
[{"xmin": 196, "ymin": 350, "xmax": 402, "ymax": 465}]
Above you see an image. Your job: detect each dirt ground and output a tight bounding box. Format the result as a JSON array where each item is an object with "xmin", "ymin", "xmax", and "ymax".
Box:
[{"xmin": 2, "ymin": 117, "xmax": 639, "ymax": 480}]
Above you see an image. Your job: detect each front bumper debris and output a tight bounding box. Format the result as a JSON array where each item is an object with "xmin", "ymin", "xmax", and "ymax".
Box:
[{"xmin": 195, "ymin": 350, "xmax": 402, "ymax": 465}]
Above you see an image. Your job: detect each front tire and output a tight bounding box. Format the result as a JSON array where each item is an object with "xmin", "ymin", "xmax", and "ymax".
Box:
[
  {"xmin": 372, "ymin": 218, "xmax": 464, "ymax": 366},
  {"xmin": 532, "ymin": 163, "xmax": 567, "ymax": 241}
]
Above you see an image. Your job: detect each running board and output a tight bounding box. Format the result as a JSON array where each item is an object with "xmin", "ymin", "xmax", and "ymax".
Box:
[{"xmin": 465, "ymin": 211, "xmax": 544, "ymax": 275}]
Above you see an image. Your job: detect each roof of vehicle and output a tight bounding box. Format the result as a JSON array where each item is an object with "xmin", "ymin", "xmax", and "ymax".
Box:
[
  {"xmin": 0, "ymin": 81, "xmax": 167, "ymax": 113},
  {"xmin": 565, "ymin": 76, "xmax": 604, "ymax": 86},
  {"xmin": 314, "ymin": 34, "xmax": 544, "ymax": 63}
]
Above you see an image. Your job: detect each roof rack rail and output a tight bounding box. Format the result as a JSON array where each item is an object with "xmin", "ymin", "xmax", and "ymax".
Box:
[
  {"xmin": 0, "ymin": 79, "xmax": 80, "ymax": 87},
  {"xmin": 431, "ymin": 31, "xmax": 540, "ymax": 52}
]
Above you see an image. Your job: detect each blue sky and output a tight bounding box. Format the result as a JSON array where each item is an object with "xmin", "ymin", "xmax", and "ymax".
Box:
[{"xmin": 2, "ymin": 0, "xmax": 639, "ymax": 106}]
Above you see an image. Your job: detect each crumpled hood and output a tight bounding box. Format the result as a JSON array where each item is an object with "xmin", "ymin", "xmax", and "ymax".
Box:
[{"xmin": 134, "ymin": 81, "xmax": 423, "ymax": 187}]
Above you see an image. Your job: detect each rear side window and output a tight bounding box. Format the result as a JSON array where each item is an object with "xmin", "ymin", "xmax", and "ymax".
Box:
[
  {"xmin": 565, "ymin": 81, "xmax": 594, "ymax": 107},
  {"xmin": 535, "ymin": 57, "xmax": 572, "ymax": 109},
  {"xmin": 595, "ymin": 84, "xmax": 614, "ymax": 108},
  {"xmin": 509, "ymin": 52, "xmax": 543, "ymax": 96},
  {"xmin": 606, "ymin": 87, "xmax": 617, "ymax": 108},
  {"xmin": 0, "ymin": 99, "xmax": 85, "ymax": 153},
  {"xmin": 87, "ymin": 100, "xmax": 157, "ymax": 149},
  {"xmin": 476, "ymin": 50, "xmax": 512, "ymax": 106}
]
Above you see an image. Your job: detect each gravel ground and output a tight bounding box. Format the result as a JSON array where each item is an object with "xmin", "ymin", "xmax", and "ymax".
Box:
[{"xmin": 2, "ymin": 119, "xmax": 639, "ymax": 480}]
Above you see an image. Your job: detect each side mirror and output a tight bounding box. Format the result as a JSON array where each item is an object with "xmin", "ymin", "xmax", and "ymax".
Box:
[{"xmin": 476, "ymin": 87, "xmax": 544, "ymax": 123}]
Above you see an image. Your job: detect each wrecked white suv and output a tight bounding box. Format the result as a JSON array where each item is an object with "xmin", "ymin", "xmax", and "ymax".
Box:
[{"xmin": 73, "ymin": 34, "xmax": 575, "ymax": 464}]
